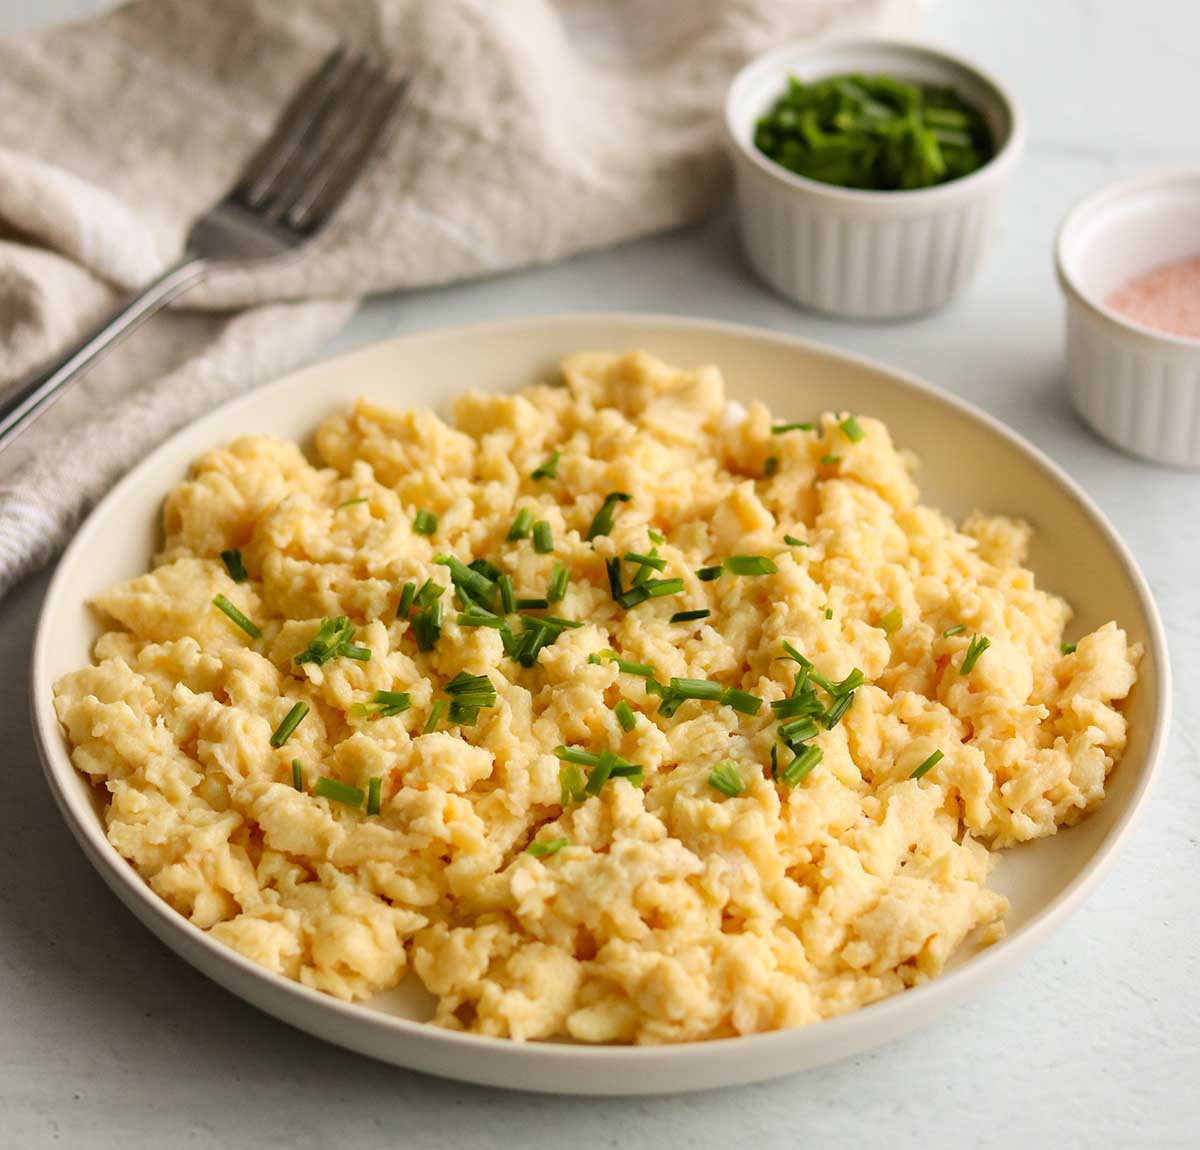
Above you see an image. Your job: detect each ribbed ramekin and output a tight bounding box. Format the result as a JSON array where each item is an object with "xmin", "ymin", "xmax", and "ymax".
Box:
[
  {"xmin": 1056, "ymin": 170, "xmax": 1200, "ymax": 468},
  {"xmin": 724, "ymin": 39, "xmax": 1025, "ymax": 320}
]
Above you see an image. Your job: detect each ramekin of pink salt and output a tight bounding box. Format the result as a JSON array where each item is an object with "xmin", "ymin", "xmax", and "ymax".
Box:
[{"xmin": 1057, "ymin": 169, "xmax": 1200, "ymax": 468}]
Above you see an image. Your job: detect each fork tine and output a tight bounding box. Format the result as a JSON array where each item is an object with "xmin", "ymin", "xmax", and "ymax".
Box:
[
  {"xmin": 286, "ymin": 77, "xmax": 407, "ymax": 231},
  {"xmin": 237, "ymin": 47, "xmax": 350, "ymax": 208},
  {"xmin": 258, "ymin": 54, "xmax": 378, "ymax": 223}
]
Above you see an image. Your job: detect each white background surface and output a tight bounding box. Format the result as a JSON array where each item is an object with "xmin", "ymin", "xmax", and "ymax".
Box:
[{"xmin": 1, "ymin": 2, "xmax": 1197, "ymax": 1147}]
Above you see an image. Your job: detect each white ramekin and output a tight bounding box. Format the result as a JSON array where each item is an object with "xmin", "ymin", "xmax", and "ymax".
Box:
[
  {"xmin": 724, "ymin": 38, "xmax": 1025, "ymax": 320},
  {"xmin": 1056, "ymin": 170, "xmax": 1200, "ymax": 468}
]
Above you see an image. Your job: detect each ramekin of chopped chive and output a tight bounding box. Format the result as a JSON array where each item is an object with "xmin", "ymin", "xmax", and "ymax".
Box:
[{"xmin": 725, "ymin": 39, "xmax": 1025, "ymax": 319}]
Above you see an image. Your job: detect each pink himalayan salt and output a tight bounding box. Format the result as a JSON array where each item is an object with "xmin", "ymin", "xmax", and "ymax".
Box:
[{"xmin": 1107, "ymin": 255, "xmax": 1200, "ymax": 339}]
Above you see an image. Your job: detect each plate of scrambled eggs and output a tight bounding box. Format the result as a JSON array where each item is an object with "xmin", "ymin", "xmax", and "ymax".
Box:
[{"xmin": 32, "ymin": 314, "xmax": 1169, "ymax": 1094}]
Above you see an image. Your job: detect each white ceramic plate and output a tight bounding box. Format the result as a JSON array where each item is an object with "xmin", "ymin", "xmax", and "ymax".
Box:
[{"xmin": 31, "ymin": 314, "xmax": 1170, "ymax": 1095}]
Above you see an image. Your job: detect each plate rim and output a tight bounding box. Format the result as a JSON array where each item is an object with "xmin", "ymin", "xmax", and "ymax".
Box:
[{"xmin": 29, "ymin": 311, "xmax": 1173, "ymax": 1088}]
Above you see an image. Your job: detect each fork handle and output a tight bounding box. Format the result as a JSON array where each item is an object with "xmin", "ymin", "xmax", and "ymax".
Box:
[{"xmin": 0, "ymin": 255, "xmax": 207, "ymax": 453}]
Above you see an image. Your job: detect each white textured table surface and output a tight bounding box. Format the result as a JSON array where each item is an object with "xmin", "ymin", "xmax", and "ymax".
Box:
[{"xmin": 2, "ymin": 2, "xmax": 1197, "ymax": 1147}]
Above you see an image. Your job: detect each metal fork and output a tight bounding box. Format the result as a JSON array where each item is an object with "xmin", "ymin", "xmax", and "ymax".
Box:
[{"xmin": 0, "ymin": 49, "xmax": 405, "ymax": 451}]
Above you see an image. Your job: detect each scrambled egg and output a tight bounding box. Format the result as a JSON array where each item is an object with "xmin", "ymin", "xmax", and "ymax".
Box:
[{"xmin": 53, "ymin": 352, "xmax": 1141, "ymax": 1043}]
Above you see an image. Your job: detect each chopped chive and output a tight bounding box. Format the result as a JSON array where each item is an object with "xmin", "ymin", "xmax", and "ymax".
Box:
[
  {"xmin": 522, "ymin": 614, "xmax": 582, "ymax": 631},
  {"xmin": 397, "ymin": 581, "xmax": 417, "ymax": 618},
  {"xmin": 507, "ymin": 508, "xmax": 534, "ymax": 541},
  {"xmin": 823, "ymin": 691, "xmax": 856, "ymax": 729},
  {"xmin": 220, "ymin": 549, "xmax": 247, "ymax": 583},
  {"xmin": 721, "ymin": 688, "xmax": 763, "ymax": 716},
  {"xmin": 294, "ymin": 616, "xmax": 368, "ymax": 666},
  {"xmin": 423, "ymin": 699, "xmax": 445, "ymax": 733},
  {"xmin": 413, "ymin": 579, "xmax": 444, "ymax": 609},
  {"xmin": 313, "ymin": 776, "xmax": 364, "ymax": 807},
  {"xmin": 457, "ymin": 609, "xmax": 506, "ymax": 628},
  {"xmin": 367, "ymin": 776, "xmax": 382, "ymax": 815},
  {"xmin": 770, "ymin": 744, "xmax": 779, "ymax": 780},
  {"xmin": 878, "ymin": 606, "xmax": 903, "ymax": 635},
  {"xmin": 781, "ymin": 744, "xmax": 822, "ymax": 786},
  {"xmin": 336, "ymin": 497, "xmax": 369, "ymax": 509},
  {"xmin": 560, "ymin": 763, "xmax": 587, "ymax": 805},
  {"xmin": 614, "ymin": 700, "xmax": 637, "ymax": 731},
  {"xmin": 670, "ymin": 609, "xmax": 710, "ymax": 624},
  {"xmin": 942, "ymin": 623, "xmax": 966, "ymax": 638},
  {"xmin": 1061, "ymin": 641, "xmax": 1077, "ymax": 655},
  {"xmin": 444, "ymin": 671, "xmax": 497, "ymax": 725},
  {"xmin": 648, "ymin": 528, "xmax": 666, "ymax": 545},
  {"xmin": 291, "ymin": 759, "xmax": 303, "ymax": 791},
  {"xmin": 556, "ymin": 745, "xmax": 601, "ymax": 767},
  {"xmin": 910, "ymin": 749, "xmax": 944, "ymax": 780},
  {"xmin": 527, "ymin": 837, "xmax": 569, "ymax": 858},
  {"xmin": 585, "ymin": 492, "xmax": 632, "ymax": 541},
  {"xmin": 771, "ymin": 421, "xmax": 814, "ymax": 434},
  {"xmin": 547, "ymin": 561, "xmax": 570, "ymax": 603},
  {"xmin": 213, "ymin": 594, "xmax": 262, "ymax": 639},
  {"xmin": 412, "ymin": 597, "xmax": 443, "ymax": 651},
  {"xmin": 516, "ymin": 597, "xmax": 549, "ymax": 610},
  {"xmin": 435, "ymin": 555, "xmax": 496, "ymax": 608},
  {"xmin": 605, "ymin": 557, "xmax": 624, "ymax": 600},
  {"xmin": 783, "ymin": 535, "xmax": 808, "ymax": 547},
  {"xmin": 623, "ymin": 551, "xmax": 667, "ymax": 572},
  {"xmin": 631, "ymin": 549, "xmax": 659, "ymax": 588},
  {"xmin": 644, "ymin": 578, "xmax": 684, "ymax": 598},
  {"xmin": 670, "ymin": 678, "xmax": 724, "ymax": 702},
  {"xmin": 270, "ymin": 702, "xmax": 309, "ymax": 748},
  {"xmin": 696, "ymin": 565, "xmax": 723, "ymax": 582},
  {"xmin": 355, "ymin": 690, "xmax": 411, "ymax": 717},
  {"xmin": 616, "ymin": 586, "xmax": 650, "ymax": 609},
  {"xmin": 498, "ymin": 574, "xmax": 516, "ymax": 615},
  {"xmin": 708, "ymin": 759, "xmax": 745, "ymax": 798},
  {"xmin": 532, "ymin": 520, "xmax": 554, "ymax": 554},
  {"xmin": 413, "ymin": 509, "xmax": 438, "ymax": 536},
  {"xmin": 825, "ymin": 608, "xmax": 833, "ymax": 620},
  {"xmin": 763, "ymin": 456, "xmax": 780, "ymax": 477},
  {"xmin": 531, "ymin": 450, "xmax": 560, "ymax": 480},
  {"xmin": 588, "ymin": 651, "xmax": 656, "ymax": 678},
  {"xmin": 724, "ymin": 555, "xmax": 777, "ymax": 576},
  {"xmin": 779, "ymin": 716, "xmax": 820, "ymax": 745},
  {"xmin": 584, "ymin": 750, "xmax": 617, "ymax": 796},
  {"xmin": 820, "ymin": 454, "xmax": 840, "ymax": 466},
  {"xmin": 839, "ymin": 415, "xmax": 865, "ymax": 443},
  {"xmin": 960, "ymin": 634, "xmax": 991, "ymax": 675}
]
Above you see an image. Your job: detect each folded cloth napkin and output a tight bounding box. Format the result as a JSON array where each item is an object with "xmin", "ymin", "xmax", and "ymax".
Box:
[{"xmin": 0, "ymin": 0, "xmax": 917, "ymax": 599}]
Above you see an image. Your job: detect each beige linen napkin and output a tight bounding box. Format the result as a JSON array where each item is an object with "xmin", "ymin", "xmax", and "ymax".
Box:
[{"xmin": 0, "ymin": 0, "xmax": 917, "ymax": 597}]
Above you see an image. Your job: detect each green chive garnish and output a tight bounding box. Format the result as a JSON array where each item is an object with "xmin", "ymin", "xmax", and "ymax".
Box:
[
  {"xmin": 772, "ymin": 421, "xmax": 814, "ymax": 434},
  {"xmin": 444, "ymin": 670, "xmax": 497, "ymax": 725},
  {"xmin": 839, "ymin": 415, "xmax": 865, "ymax": 443},
  {"xmin": 644, "ymin": 577, "xmax": 683, "ymax": 598},
  {"xmin": 413, "ymin": 579, "xmax": 444, "ymax": 609},
  {"xmin": 412, "ymin": 598, "xmax": 443, "ymax": 651},
  {"xmin": 435, "ymin": 555, "xmax": 497, "ymax": 608},
  {"xmin": 213, "ymin": 594, "xmax": 261, "ymax": 639},
  {"xmin": 647, "ymin": 528, "xmax": 666, "ymax": 544},
  {"xmin": 825, "ymin": 607, "xmax": 833, "ymax": 620},
  {"xmin": 696, "ymin": 565, "xmax": 723, "ymax": 582},
  {"xmin": 823, "ymin": 691, "xmax": 856, "ymax": 729},
  {"xmin": 670, "ymin": 678, "xmax": 724, "ymax": 702},
  {"xmin": 294, "ymin": 616, "xmax": 369, "ymax": 666},
  {"xmin": 669, "ymin": 609, "xmax": 710, "ymax": 624},
  {"xmin": 781, "ymin": 744, "xmax": 822, "ymax": 786},
  {"xmin": 457, "ymin": 609, "xmax": 505, "ymax": 628},
  {"xmin": 588, "ymin": 650, "xmax": 656, "ymax": 678},
  {"xmin": 220, "ymin": 549, "xmax": 247, "ymax": 583},
  {"xmin": 878, "ymin": 606, "xmax": 903, "ymax": 635},
  {"xmin": 560, "ymin": 763, "xmax": 586, "ymax": 805},
  {"xmin": 910, "ymin": 749, "xmax": 944, "ymax": 779},
  {"xmin": 527, "ymin": 837, "xmax": 569, "ymax": 858},
  {"xmin": 724, "ymin": 555, "xmax": 777, "ymax": 576},
  {"xmin": 555, "ymin": 745, "xmax": 601, "ymax": 767},
  {"xmin": 820, "ymin": 454, "xmax": 840, "ymax": 466},
  {"xmin": 708, "ymin": 759, "xmax": 745, "ymax": 798},
  {"xmin": 614, "ymin": 700, "xmax": 637, "ymax": 731},
  {"xmin": 531, "ymin": 450, "xmax": 560, "ymax": 480},
  {"xmin": 783, "ymin": 535, "xmax": 807, "ymax": 547},
  {"xmin": 721, "ymin": 688, "xmax": 763, "ymax": 716},
  {"xmin": 547, "ymin": 561, "xmax": 570, "ymax": 603},
  {"xmin": 584, "ymin": 750, "xmax": 616, "ymax": 795},
  {"xmin": 532, "ymin": 520, "xmax": 554, "ymax": 554},
  {"xmin": 1061, "ymin": 641, "xmax": 1077, "ymax": 655},
  {"xmin": 585, "ymin": 492, "xmax": 632, "ymax": 541},
  {"xmin": 943, "ymin": 624, "xmax": 966, "ymax": 637},
  {"xmin": 605, "ymin": 557, "xmax": 624, "ymax": 600},
  {"xmin": 413, "ymin": 509, "xmax": 437, "ymax": 536},
  {"xmin": 498, "ymin": 573, "xmax": 516, "ymax": 615},
  {"xmin": 778, "ymin": 716, "xmax": 820, "ymax": 746},
  {"xmin": 336, "ymin": 497, "xmax": 369, "ymax": 509},
  {"xmin": 507, "ymin": 508, "xmax": 534, "ymax": 541},
  {"xmin": 423, "ymin": 700, "xmax": 445, "ymax": 733},
  {"xmin": 352, "ymin": 690, "xmax": 411, "ymax": 718},
  {"xmin": 623, "ymin": 551, "xmax": 667, "ymax": 572},
  {"xmin": 960, "ymin": 634, "xmax": 991, "ymax": 675},
  {"xmin": 397, "ymin": 581, "xmax": 417, "ymax": 619},
  {"xmin": 270, "ymin": 702, "xmax": 309, "ymax": 748},
  {"xmin": 314, "ymin": 776, "xmax": 364, "ymax": 807},
  {"xmin": 763, "ymin": 456, "xmax": 780, "ymax": 477},
  {"xmin": 291, "ymin": 759, "xmax": 303, "ymax": 791},
  {"xmin": 516, "ymin": 597, "xmax": 549, "ymax": 610},
  {"xmin": 367, "ymin": 776, "xmax": 382, "ymax": 814}
]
